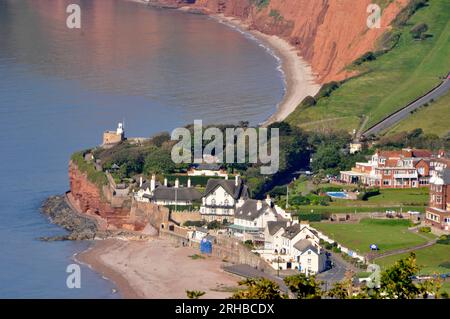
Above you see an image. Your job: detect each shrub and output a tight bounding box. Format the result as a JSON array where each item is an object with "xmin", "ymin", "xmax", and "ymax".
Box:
[
  {"xmin": 437, "ymin": 235, "xmax": 450, "ymax": 245},
  {"xmin": 300, "ymin": 96, "xmax": 317, "ymax": 108},
  {"xmin": 183, "ymin": 220, "xmax": 206, "ymax": 227},
  {"xmin": 410, "ymin": 23, "xmax": 429, "ymax": 39},
  {"xmin": 296, "ymin": 213, "xmax": 323, "ymax": 222},
  {"xmin": 418, "ymin": 226, "xmax": 431, "ymax": 233},
  {"xmin": 353, "ymin": 51, "xmax": 377, "ymax": 66},
  {"xmin": 314, "ymin": 81, "xmax": 340, "ymax": 99}
]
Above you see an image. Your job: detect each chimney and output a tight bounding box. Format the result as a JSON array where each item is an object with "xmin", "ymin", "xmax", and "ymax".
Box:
[
  {"xmin": 292, "ymin": 217, "xmax": 299, "ymax": 225},
  {"xmin": 265, "ymin": 194, "xmax": 272, "ymax": 206},
  {"xmin": 225, "ymin": 175, "xmax": 229, "ymax": 180},
  {"xmin": 150, "ymin": 175, "xmax": 156, "ymax": 192},
  {"xmin": 164, "ymin": 178, "xmax": 168, "ymax": 187},
  {"xmin": 235, "ymin": 175, "xmax": 239, "ymax": 187},
  {"xmin": 236, "ymin": 198, "xmax": 245, "ymax": 208},
  {"xmin": 139, "ymin": 176, "xmax": 143, "ymax": 188},
  {"xmin": 187, "ymin": 178, "xmax": 191, "ymax": 188},
  {"xmin": 256, "ymin": 200, "xmax": 262, "ymax": 211},
  {"xmin": 175, "ymin": 178, "xmax": 179, "ymax": 188}
]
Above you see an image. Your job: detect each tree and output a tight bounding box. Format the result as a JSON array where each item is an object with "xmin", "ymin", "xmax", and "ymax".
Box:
[
  {"xmin": 186, "ymin": 290, "xmax": 206, "ymax": 299},
  {"xmin": 143, "ymin": 148, "xmax": 176, "ymax": 174},
  {"xmin": 410, "ymin": 23, "xmax": 428, "ymax": 39},
  {"xmin": 284, "ymin": 273, "xmax": 323, "ymax": 299},
  {"xmin": 231, "ymin": 278, "xmax": 283, "ymax": 299},
  {"xmin": 418, "ymin": 277, "xmax": 442, "ymax": 299},
  {"xmin": 327, "ymin": 272, "xmax": 355, "ymax": 299}
]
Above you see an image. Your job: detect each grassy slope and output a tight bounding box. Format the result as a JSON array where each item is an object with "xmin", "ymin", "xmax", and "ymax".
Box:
[
  {"xmin": 311, "ymin": 219, "xmax": 427, "ymax": 254},
  {"xmin": 287, "ymin": 0, "xmax": 450, "ymax": 135},
  {"xmin": 375, "ymin": 243, "xmax": 450, "ymax": 274},
  {"xmin": 384, "ymin": 90, "xmax": 450, "ymax": 136}
]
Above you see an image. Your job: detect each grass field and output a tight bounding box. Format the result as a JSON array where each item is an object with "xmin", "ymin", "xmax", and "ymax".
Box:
[
  {"xmin": 384, "ymin": 90, "xmax": 450, "ymax": 137},
  {"xmin": 311, "ymin": 219, "xmax": 427, "ymax": 254},
  {"xmin": 293, "ymin": 183, "xmax": 428, "ymax": 214},
  {"xmin": 287, "ymin": 0, "xmax": 450, "ymax": 134},
  {"xmin": 375, "ymin": 244, "xmax": 450, "ymax": 275}
]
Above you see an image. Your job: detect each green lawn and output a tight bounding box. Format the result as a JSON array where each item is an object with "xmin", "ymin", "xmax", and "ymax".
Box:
[
  {"xmin": 293, "ymin": 187, "xmax": 429, "ymax": 214},
  {"xmin": 287, "ymin": 0, "xmax": 450, "ymax": 134},
  {"xmin": 311, "ymin": 219, "xmax": 427, "ymax": 254},
  {"xmin": 375, "ymin": 244, "xmax": 450, "ymax": 275},
  {"xmin": 384, "ymin": 91, "xmax": 450, "ymax": 137}
]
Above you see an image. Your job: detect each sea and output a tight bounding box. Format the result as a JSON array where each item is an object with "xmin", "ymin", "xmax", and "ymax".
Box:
[{"xmin": 0, "ymin": 0, "xmax": 284, "ymax": 298}]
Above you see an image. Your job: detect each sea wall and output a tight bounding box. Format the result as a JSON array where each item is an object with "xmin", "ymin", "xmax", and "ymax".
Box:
[{"xmin": 160, "ymin": 0, "xmax": 410, "ymax": 83}]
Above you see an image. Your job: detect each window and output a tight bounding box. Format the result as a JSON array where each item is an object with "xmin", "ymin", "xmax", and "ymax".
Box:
[
  {"xmin": 211, "ymin": 199, "xmax": 216, "ymax": 206},
  {"xmin": 383, "ymin": 180, "xmax": 390, "ymax": 185},
  {"xmin": 307, "ymin": 258, "xmax": 311, "ymax": 264},
  {"xmin": 224, "ymin": 199, "xmax": 229, "ymax": 206}
]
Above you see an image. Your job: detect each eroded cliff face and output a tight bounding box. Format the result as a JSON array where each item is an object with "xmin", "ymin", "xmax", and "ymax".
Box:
[
  {"xmin": 68, "ymin": 162, "xmax": 168, "ymax": 232},
  {"xmin": 174, "ymin": 0, "xmax": 410, "ymax": 83}
]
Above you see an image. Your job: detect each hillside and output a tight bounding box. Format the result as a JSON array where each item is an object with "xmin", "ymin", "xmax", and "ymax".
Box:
[{"xmin": 286, "ymin": 0, "xmax": 450, "ymax": 136}]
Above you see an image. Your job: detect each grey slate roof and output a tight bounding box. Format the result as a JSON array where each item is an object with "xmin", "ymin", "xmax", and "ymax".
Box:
[
  {"xmin": 281, "ymin": 223, "xmax": 302, "ymax": 239},
  {"xmin": 294, "ymin": 239, "xmax": 318, "ymax": 254},
  {"xmin": 195, "ymin": 163, "xmax": 222, "ymax": 171},
  {"xmin": 235, "ymin": 199, "xmax": 274, "ymax": 221},
  {"xmin": 204, "ymin": 179, "xmax": 249, "ymax": 200},
  {"xmin": 267, "ymin": 221, "xmax": 288, "ymax": 235},
  {"xmin": 147, "ymin": 186, "xmax": 202, "ymax": 202}
]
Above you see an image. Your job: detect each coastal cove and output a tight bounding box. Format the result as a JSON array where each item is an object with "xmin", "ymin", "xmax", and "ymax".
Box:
[{"xmin": 0, "ymin": 0, "xmax": 320, "ymax": 298}]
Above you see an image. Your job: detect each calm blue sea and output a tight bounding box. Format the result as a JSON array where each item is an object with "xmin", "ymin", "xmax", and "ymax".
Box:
[{"xmin": 0, "ymin": 0, "xmax": 284, "ymax": 298}]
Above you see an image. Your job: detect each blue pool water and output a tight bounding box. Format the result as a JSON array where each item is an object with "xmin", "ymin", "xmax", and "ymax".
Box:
[{"xmin": 326, "ymin": 192, "xmax": 349, "ymax": 199}]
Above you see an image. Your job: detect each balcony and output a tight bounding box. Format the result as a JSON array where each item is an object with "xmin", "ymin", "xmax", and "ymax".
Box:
[{"xmin": 394, "ymin": 172, "xmax": 418, "ymax": 179}]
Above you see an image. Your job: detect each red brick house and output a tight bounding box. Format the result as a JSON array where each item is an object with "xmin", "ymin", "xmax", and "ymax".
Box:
[
  {"xmin": 340, "ymin": 149, "xmax": 434, "ymax": 189},
  {"xmin": 426, "ymin": 168, "xmax": 450, "ymax": 232}
]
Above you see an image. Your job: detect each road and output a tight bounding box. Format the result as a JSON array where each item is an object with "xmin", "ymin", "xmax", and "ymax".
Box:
[
  {"xmin": 316, "ymin": 253, "xmax": 350, "ymax": 289},
  {"xmin": 362, "ymin": 75, "xmax": 450, "ymax": 137}
]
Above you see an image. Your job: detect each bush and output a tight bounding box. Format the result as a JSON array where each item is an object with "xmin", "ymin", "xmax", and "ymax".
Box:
[
  {"xmin": 353, "ymin": 51, "xmax": 377, "ymax": 66},
  {"xmin": 314, "ymin": 81, "xmax": 340, "ymax": 99},
  {"xmin": 332, "ymin": 246, "xmax": 341, "ymax": 253},
  {"xmin": 296, "ymin": 213, "xmax": 323, "ymax": 222},
  {"xmin": 437, "ymin": 235, "xmax": 450, "ymax": 245},
  {"xmin": 410, "ymin": 23, "xmax": 429, "ymax": 39},
  {"xmin": 183, "ymin": 220, "xmax": 206, "ymax": 227},
  {"xmin": 418, "ymin": 226, "xmax": 431, "ymax": 233},
  {"xmin": 300, "ymin": 96, "xmax": 317, "ymax": 108}
]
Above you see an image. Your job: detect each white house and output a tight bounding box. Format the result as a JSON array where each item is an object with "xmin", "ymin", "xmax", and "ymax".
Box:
[
  {"xmin": 188, "ymin": 163, "xmax": 228, "ymax": 177},
  {"xmin": 260, "ymin": 221, "xmax": 327, "ymax": 274},
  {"xmin": 292, "ymin": 239, "xmax": 327, "ymax": 275},
  {"xmin": 200, "ymin": 176, "xmax": 249, "ymax": 222},
  {"xmin": 229, "ymin": 196, "xmax": 278, "ymax": 235},
  {"xmin": 135, "ymin": 175, "xmax": 201, "ymax": 207}
]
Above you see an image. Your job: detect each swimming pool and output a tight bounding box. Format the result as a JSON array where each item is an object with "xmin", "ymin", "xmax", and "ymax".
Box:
[{"xmin": 326, "ymin": 191, "xmax": 349, "ymax": 199}]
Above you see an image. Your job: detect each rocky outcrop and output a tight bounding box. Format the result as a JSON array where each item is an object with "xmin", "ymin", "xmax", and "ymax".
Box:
[
  {"xmin": 158, "ymin": 0, "xmax": 410, "ymax": 83},
  {"xmin": 68, "ymin": 161, "xmax": 169, "ymax": 232},
  {"xmin": 40, "ymin": 195, "xmax": 158, "ymax": 241}
]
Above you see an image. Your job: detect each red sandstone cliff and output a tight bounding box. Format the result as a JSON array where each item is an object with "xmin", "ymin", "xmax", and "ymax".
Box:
[
  {"xmin": 171, "ymin": 0, "xmax": 410, "ymax": 83},
  {"xmin": 68, "ymin": 162, "xmax": 168, "ymax": 232}
]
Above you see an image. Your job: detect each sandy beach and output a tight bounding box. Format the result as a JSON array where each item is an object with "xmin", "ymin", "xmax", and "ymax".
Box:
[
  {"xmin": 77, "ymin": 239, "xmax": 240, "ymax": 299},
  {"xmin": 209, "ymin": 14, "xmax": 321, "ymax": 125}
]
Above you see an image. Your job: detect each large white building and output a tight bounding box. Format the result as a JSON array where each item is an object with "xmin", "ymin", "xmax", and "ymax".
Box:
[
  {"xmin": 229, "ymin": 196, "xmax": 279, "ymax": 234},
  {"xmin": 135, "ymin": 175, "xmax": 201, "ymax": 207},
  {"xmin": 261, "ymin": 221, "xmax": 327, "ymax": 275},
  {"xmin": 200, "ymin": 176, "xmax": 249, "ymax": 222}
]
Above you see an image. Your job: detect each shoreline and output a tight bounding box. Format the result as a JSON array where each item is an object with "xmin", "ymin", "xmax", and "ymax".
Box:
[{"xmin": 208, "ymin": 14, "xmax": 320, "ymax": 125}]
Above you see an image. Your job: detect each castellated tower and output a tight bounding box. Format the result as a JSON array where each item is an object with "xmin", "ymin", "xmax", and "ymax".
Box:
[{"xmin": 102, "ymin": 122, "xmax": 125, "ymax": 146}]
